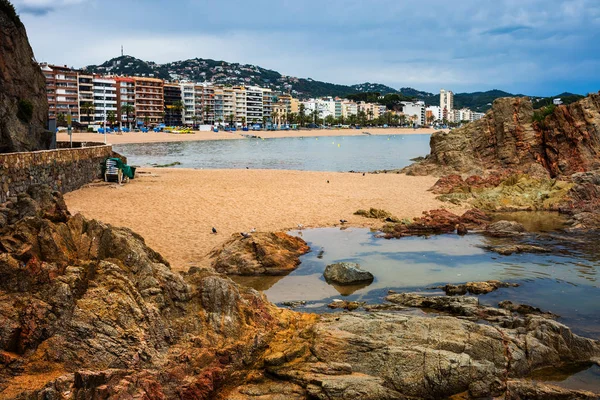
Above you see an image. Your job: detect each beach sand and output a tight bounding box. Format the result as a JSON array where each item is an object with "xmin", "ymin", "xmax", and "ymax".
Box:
[
  {"xmin": 58, "ymin": 127, "xmax": 437, "ymax": 145},
  {"xmin": 65, "ymin": 168, "xmax": 463, "ymax": 272}
]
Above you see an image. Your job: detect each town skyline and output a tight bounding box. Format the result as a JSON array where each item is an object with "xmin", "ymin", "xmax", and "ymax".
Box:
[{"xmin": 12, "ymin": 0, "xmax": 600, "ymax": 97}]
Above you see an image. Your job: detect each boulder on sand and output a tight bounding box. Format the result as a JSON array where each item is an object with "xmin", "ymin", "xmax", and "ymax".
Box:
[
  {"xmin": 323, "ymin": 262, "xmax": 374, "ymax": 285},
  {"xmin": 210, "ymin": 232, "xmax": 310, "ymax": 275}
]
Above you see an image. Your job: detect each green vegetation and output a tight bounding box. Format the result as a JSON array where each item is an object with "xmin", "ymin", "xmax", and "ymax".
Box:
[
  {"xmin": 0, "ymin": 0, "xmax": 23, "ymax": 28},
  {"xmin": 16, "ymin": 99, "xmax": 33, "ymax": 123},
  {"xmin": 84, "ymin": 56, "xmax": 397, "ymax": 99},
  {"xmin": 532, "ymin": 104, "xmax": 556, "ymax": 125},
  {"xmin": 532, "ymin": 93, "xmax": 584, "ymax": 109},
  {"xmin": 153, "ymin": 161, "xmax": 182, "ymax": 168},
  {"xmin": 345, "ymin": 92, "xmax": 416, "ymax": 110}
]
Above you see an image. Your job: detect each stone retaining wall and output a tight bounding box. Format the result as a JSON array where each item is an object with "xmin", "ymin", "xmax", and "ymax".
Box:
[{"xmin": 0, "ymin": 142, "xmax": 122, "ymax": 202}]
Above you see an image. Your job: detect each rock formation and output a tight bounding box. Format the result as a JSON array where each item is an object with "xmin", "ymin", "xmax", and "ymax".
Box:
[
  {"xmin": 210, "ymin": 232, "xmax": 309, "ymax": 275},
  {"xmin": 1, "ymin": 188, "xmax": 599, "ymax": 399},
  {"xmin": 0, "ymin": 1, "xmax": 51, "ymax": 153},
  {"xmin": 323, "ymin": 262, "xmax": 374, "ymax": 285},
  {"xmin": 404, "ymin": 95, "xmax": 600, "ymax": 178}
]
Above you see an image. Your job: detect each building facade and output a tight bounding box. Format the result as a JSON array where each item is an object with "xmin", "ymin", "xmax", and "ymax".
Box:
[
  {"xmin": 401, "ymin": 101, "xmax": 426, "ymax": 126},
  {"xmin": 440, "ymin": 89, "xmax": 454, "ymax": 120},
  {"xmin": 92, "ymin": 77, "xmax": 117, "ymax": 125},
  {"xmin": 133, "ymin": 77, "xmax": 164, "ymax": 125},
  {"xmin": 164, "ymin": 83, "xmax": 183, "ymax": 126},
  {"xmin": 115, "ymin": 77, "xmax": 136, "ymax": 127},
  {"xmin": 77, "ymin": 73, "xmax": 94, "ymax": 125},
  {"xmin": 41, "ymin": 64, "xmax": 80, "ymax": 124}
]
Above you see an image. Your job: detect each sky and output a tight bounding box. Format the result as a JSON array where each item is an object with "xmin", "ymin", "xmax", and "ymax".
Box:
[{"xmin": 12, "ymin": 0, "xmax": 600, "ymax": 96}]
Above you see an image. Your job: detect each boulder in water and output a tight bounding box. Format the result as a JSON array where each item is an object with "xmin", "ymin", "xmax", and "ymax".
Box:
[{"xmin": 323, "ymin": 262, "xmax": 374, "ymax": 285}]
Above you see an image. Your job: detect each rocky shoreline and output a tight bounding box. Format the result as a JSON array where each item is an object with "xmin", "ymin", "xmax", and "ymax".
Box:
[{"xmin": 0, "ymin": 186, "xmax": 599, "ymax": 399}]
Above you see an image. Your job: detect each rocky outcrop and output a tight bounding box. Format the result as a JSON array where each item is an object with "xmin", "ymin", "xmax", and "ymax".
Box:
[
  {"xmin": 210, "ymin": 232, "xmax": 310, "ymax": 275},
  {"xmin": 1, "ymin": 188, "xmax": 599, "ymax": 399},
  {"xmin": 435, "ymin": 280, "xmax": 519, "ymax": 296},
  {"xmin": 323, "ymin": 262, "xmax": 374, "ymax": 285},
  {"xmin": 0, "ymin": 2, "xmax": 51, "ymax": 153},
  {"xmin": 230, "ymin": 308, "xmax": 600, "ymax": 400},
  {"xmin": 485, "ymin": 220, "xmax": 527, "ymax": 235},
  {"xmin": 354, "ymin": 208, "xmax": 399, "ymax": 222},
  {"xmin": 380, "ymin": 208, "xmax": 491, "ymax": 238},
  {"xmin": 404, "ymin": 95, "xmax": 600, "ymax": 178},
  {"xmin": 0, "ymin": 187, "xmax": 307, "ymax": 398}
]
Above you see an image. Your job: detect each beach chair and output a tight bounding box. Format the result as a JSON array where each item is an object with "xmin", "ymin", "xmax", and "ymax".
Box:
[{"xmin": 104, "ymin": 158, "xmax": 124, "ymax": 184}]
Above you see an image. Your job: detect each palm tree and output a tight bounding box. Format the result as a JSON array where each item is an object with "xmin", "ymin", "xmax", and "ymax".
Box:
[
  {"xmin": 299, "ymin": 104, "xmax": 306, "ymax": 127},
  {"xmin": 229, "ymin": 113, "xmax": 235, "ymax": 128},
  {"xmin": 271, "ymin": 110, "xmax": 279, "ymax": 126},
  {"xmin": 192, "ymin": 115, "xmax": 199, "ymax": 129},
  {"xmin": 107, "ymin": 110, "xmax": 116, "ymax": 127},
  {"xmin": 121, "ymin": 103, "xmax": 134, "ymax": 129},
  {"xmin": 57, "ymin": 113, "xmax": 66, "ymax": 127},
  {"xmin": 81, "ymin": 103, "xmax": 94, "ymax": 126},
  {"xmin": 241, "ymin": 116, "xmax": 246, "ymax": 127},
  {"xmin": 144, "ymin": 115, "xmax": 150, "ymax": 127},
  {"xmin": 171, "ymin": 101, "xmax": 184, "ymax": 126},
  {"xmin": 204, "ymin": 105, "xmax": 212, "ymax": 125}
]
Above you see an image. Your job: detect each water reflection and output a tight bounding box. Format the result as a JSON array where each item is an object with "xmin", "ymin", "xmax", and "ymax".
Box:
[
  {"xmin": 530, "ymin": 364, "xmax": 600, "ymax": 393},
  {"xmin": 233, "ymin": 227, "xmax": 600, "ymax": 339}
]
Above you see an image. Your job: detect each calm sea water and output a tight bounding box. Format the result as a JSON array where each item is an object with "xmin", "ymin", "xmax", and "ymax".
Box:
[
  {"xmin": 233, "ymin": 227, "xmax": 600, "ymax": 340},
  {"xmin": 114, "ymin": 134, "xmax": 431, "ymax": 171}
]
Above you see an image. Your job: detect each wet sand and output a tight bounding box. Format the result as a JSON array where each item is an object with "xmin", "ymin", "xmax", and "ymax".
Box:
[
  {"xmin": 64, "ymin": 168, "xmax": 461, "ymax": 271},
  {"xmin": 58, "ymin": 127, "xmax": 438, "ymax": 145}
]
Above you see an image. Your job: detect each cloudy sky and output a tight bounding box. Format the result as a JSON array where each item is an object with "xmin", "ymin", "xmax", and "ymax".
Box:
[{"xmin": 12, "ymin": 0, "xmax": 600, "ymax": 96}]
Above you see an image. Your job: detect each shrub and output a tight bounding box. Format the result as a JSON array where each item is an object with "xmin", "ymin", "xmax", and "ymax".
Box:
[
  {"xmin": 16, "ymin": 99, "xmax": 33, "ymax": 123},
  {"xmin": 532, "ymin": 104, "xmax": 555, "ymax": 124},
  {"xmin": 0, "ymin": 0, "xmax": 23, "ymax": 28}
]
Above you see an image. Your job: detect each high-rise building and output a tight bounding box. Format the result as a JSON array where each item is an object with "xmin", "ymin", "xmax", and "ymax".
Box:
[
  {"xmin": 78, "ymin": 73, "xmax": 94, "ymax": 125},
  {"xmin": 115, "ymin": 77, "xmax": 136, "ymax": 127},
  {"xmin": 92, "ymin": 77, "xmax": 117, "ymax": 125},
  {"xmin": 164, "ymin": 83, "xmax": 182, "ymax": 126},
  {"xmin": 133, "ymin": 77, "xmax": 164, "ymax": 125},
  {"xmin": 246, "ymin": 87, "xmax": 263, "ymax": 124},
  {"xmin": 440, "ymin": 89, "xmax": 454, "ymax": 119},
  {"xmin": 41, "ymin": 64, "xmax": 80, "ymax": 123}
]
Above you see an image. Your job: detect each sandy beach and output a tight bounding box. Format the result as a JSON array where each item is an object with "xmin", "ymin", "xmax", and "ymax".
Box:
[
  {"xmin": 58, "ymin": 127, "xmax": 436, "ymax": 145},
  {"xmin": 65, "ymin": 168, "xmax": 460, "ymax": 271}
]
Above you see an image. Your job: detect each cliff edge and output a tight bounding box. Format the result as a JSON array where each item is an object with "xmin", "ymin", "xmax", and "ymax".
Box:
[
  {"xmin": 0, "ymin": 1, "xmax": 51, "ymax": 153},
  {"xmin": 404, "ymin": 94, "xmax": 600, "ymax": 178}
]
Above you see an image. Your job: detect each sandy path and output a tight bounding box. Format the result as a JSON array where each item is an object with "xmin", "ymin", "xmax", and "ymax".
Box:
[
  {"xmin": 57, "ymin": 127, "xmax": 437, "ymax": 145},
  {"xmin": 65, "ymin": 168, "xmax": 462, "ymax": 272}
]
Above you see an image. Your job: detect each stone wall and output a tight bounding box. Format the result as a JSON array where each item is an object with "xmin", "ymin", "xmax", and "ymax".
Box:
[{"xmin": 0, "ymin": 141, "xmax": 121, "ymax": 202}]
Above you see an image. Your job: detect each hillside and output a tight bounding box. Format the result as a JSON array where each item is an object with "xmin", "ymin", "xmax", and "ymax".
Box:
[
  {"xmin": 83, "ymin": 56, "xmax": 398, "ymax": 98},
  {"xmin": 83, "ymin": 56, "xmax": 585, "ymax": 108}
]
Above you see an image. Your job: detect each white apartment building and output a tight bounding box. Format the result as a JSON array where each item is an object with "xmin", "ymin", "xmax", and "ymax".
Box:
[
  {"xmin": 458, "ymin": 108, "xmax": 473, "ymax": 122},
  {"xmin": 341, "ymin": 101, "xmax": 358, "ymax": 118},
  {"xmin": 426, "ymin": 105, "xmax": 442, "ymax": 121},
  {"xmin": 180, "ymin": 82, "xmax": 196, "ymax": 125},
  {"xmin": 92, "ymin": 77, "xmax": 117, "ymax": 124},
  {"xmin": 246, "ymin": 86, "xmax": 264, "ymax": 123},
  {"xmin": 262, "ymin": 88, "xmax": 273, "ymax": 121},
  {"xmin": 440, "ymin": 89, "xmax": 454, "ymax": 119},
  {"xmin": 401, "ymin": 101, "xmax": 426, "ymax": 126}
]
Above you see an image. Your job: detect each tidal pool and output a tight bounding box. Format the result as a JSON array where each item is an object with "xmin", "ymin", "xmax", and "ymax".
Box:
[{"xmin": 232, "ymin": 227, "xmax": 600, "ymax": 340}]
